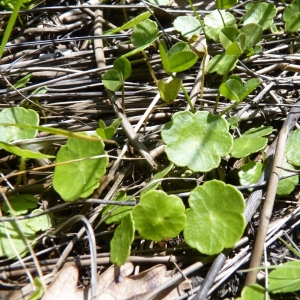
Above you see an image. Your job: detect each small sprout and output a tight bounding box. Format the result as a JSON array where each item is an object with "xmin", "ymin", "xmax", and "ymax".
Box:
[
  {"xmin": 238, "ymin": 161, "xmax": 263, "ymax": 191},
  {"xmin": 184, "ymin": 180, "xmax": 246, "ymax": 255},
  {"xmin": 96, "ymin": 118, "xmax": 122, "ymax": 140}
]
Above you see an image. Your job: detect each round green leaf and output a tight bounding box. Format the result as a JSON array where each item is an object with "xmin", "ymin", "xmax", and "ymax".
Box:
[
  {"xmin": 110, "ymin": 213, "xmax": 134, "ymax": 266},
  {"xmin": 132, "ymin": 190, "xmax": 186, "ymax": 242},
  {"xmin": 0, "ymin": 107, "xmax": 39, "ymax": 143},
  {"xmin": 168, "ymin": 41, "xmax": 190, "ymax": 58},
  {"xmin": 53, "ymin": 135, "xmax": 109, "ymax": 202},
  {"xmin": 161, "ymin": 111, "xmax": 233, "ymax": 172},
  {"xmin": 216, "ymin": 0, "xmax": 238, "ymax": 9},
  {"xmin": 231, "ymin": 137, "xmax": 267, "ymax": 158},
  {"xmin": 113, "ymin": 57, "xmax": 132, "ymax": 80},
  {"xmin": 173, "ymin": 16, "xmax": 201, "ymax": 39},
  {"xmin": 204, "ymin": 10, "xmax": 236, "ymax": 42},
  {"xmin": 269, "ymin": 261, "xmax": 300, "ymax": 293},
  {"xmin": 286, "ymin": 129, "xmax": 300, "ymax": 166},
  {"xmin": 131, "ymin": 19, "xmax": 159, "ymax": 47},
  {"xmin": 240, "ymin": 23, "xmax": 263, "ymax": 50},
  {"xmin": 277, "ymin": 161, "xmax": 298, "ymax": 195},
  {"xmin": 168, "ymin": 51, "xmax": 198, "ymax": 73},
  {"xmin": 220, "ymin": 76, "xmax": 243, "ymax": 101},
  {"xmin": 238, "ymin": 161, "xmax": 263, "ymax": 190},
  {"xmin": 219, "ymin": 26, "xmax": 240, "ymax": 50},
  {"xmin": 102, "ymin": 69, "xmax": 123, "ymax": 92},
  {"xmin": 2, "ymin": 194, "xmax": 39, "ymax": 216},
  {"xmin": 184, "ymin": 180, "xmax": 246, "ymax": 255},
  {"xmin": 206, "ymin": 52, "xmax": 238, "ymax": 75},
  {"xmin": 26, "ymin": 209, "xmax": 52, "ymax": 232}
]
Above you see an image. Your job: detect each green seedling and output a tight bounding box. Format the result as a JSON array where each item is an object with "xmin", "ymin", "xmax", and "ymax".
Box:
[
  {"xmin": 158, "ymin": 40, "xmax": 198, "ymax": 109},
  {"xmin": 276, "ymin": 161, "xmax": 298, "ymax": 195},
  {"xmin": 184, "ymin": 180, "xmax": 246, "ymax": 255},
  {"xmin": 53, "ymin": 134, "xmax": 109, "ymax": 202},
  {"xmin": 231, "ymin": 126, "xmax": 273, "ymax": 158},
  {"xmin": 216, "ymin": 0, "xmax": 238, "ymax": 9},
  {"xmin": 2, "ymin": 194, "xmax": 39, "ymax": 216},
  {"xmin": 96, "ymin": 118, "xmax": 122, "ymax": 140},
  {"xmin": 283, "ymin": 0, "xmax": 300, "ymax": 32},
  {"xmin": 220, "ymin": 75, "xmax": 261, "ymax": 114},
  {"xmin": 161, "ymin": 111, "xmax": 233, "ymax": 172},
  {"xmin": 110, "ymin": 212, "xmax": 134, "ymax": 266},
  {"xmin": 10, "ymin": 73, "xmax": 33, "ymax": 90}
]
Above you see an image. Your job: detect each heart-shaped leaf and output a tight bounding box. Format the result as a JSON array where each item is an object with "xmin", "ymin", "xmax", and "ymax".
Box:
[
  {"xmin": 158, "ymin": 78, "xmax": 182, "ymax": 103},
  {"xmin": 110, "ymin": 213, "xmax": 135, "ymax": 266},
  {"xmin": 113, "ymin": 57, "xmax": 132, "ymax": 80},
  {"xmin": 131, "ymin": 19, "xmax": 159, "ymax": 47},
  {"xmin": 53, "ymin": 135, "xmax": 109, "ymax": 202},
  {"xmin": 184, "ymin": 180, "xmax": 246, "ymax": 255},
  {"xmin": 242, "ymin": 126, "xmax": 273, "ymax": 138},
  {"xmin": 102, "ymin": 69, "xmax": 123, "ymax": 92},
  {"xmin": 168, "ymin": 51, "xmax": 198, "ymax": 73},
  {"xmin": 167, "ymin": 41, "xmax": 191, "ymax": 58},
  {"xmin": 206, "ymin": 53, "xmax": 238, "ymax": 75},
  {"xmin": 283, "ymin": 0, "xmax": 300, "ymax": 32},
  {"xmin": 268, "ymin": 261, "xmax": 300, "ymax": 293},
  {"xmin": 26, "ymin": 209, "xmax": 52, "ymax": 232},
  {"xmin": 96, "ymin": 118, "xmax": 122, "ymax": 140},
  {"xmin": 243, "ymin": 2, "xmax": 277, "ymax": 30},
  {"xmin": 226, "ymin": 33, "xmax": 246, "ymax": 55},
  {"xmin": 173, "ymin": 16, "xmax": 201, "ymax": 39},
  {"xmin": 132, "ymin": 190, "xmax": 186, "ymax": 241},
  {"xmin": 0, "ymin": 107, "xmax": 39, "ymax": 143},
  {"xmin": 204, "ymin": 10, "xmax": 236, "ymax": 42},
  {"xmin": 219, "ymin": 26, "xmax": 240, "ymax": 50},
  {"xmin": 286, "ymin": 129, "xmax": 300, "ymax": 166},
  {"xmin": 161, "ymin": 111, "xmax": 233, "ymax": 172}
]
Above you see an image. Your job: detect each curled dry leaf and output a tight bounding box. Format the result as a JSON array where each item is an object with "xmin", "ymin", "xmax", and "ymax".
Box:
[{"xmin": 42, "ymin": 262, "xmax": 188, "ymax": 300}]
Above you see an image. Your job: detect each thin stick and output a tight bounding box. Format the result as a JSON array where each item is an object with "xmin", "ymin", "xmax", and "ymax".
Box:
[{"xmin": 245, "ymin": 126, "xmax": 288, "ymax": 286}]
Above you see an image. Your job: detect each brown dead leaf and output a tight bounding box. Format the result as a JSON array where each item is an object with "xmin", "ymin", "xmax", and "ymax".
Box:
[{"xmin": 42, "ymin": 262, "xmax": 188, "ymax": 300}]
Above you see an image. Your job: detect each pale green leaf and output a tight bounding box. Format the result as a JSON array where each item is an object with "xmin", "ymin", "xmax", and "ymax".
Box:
[
  {"xmin": 204, "ymin": 10, "xmax": 236, "ymax": 42},
  {"xmin": 277, "ymin": 161, "xmax": 299, "ymax": 195},
  {"xmin": 102, "ymin": 69, "xmax": 123, "ymax": 92},
  {"xmin": 242, "ymin": 126, "xmax": 273, "ymax": 138},
  {"xmin": 158, "ymin": 78, "xmax": 182, "ymax": 103},
  {"xmin": 0, "ymin": 107, "xmax": 39, "ymax": 143},
  {"xmin": 173, "ymin": 16, "xmax": 201, "ymax": 38},
  {"xmin": 53, "ymin": 135, "xmax": 109, "ymax": 202},
  {"xmin": 162, "ymin": 111, "xmax": 233, "ymax": 172},
  {"xmin": 184, "ymin": 180, "xmax": 245, "ymax": 255},
  {"xmin": 96, "ymin": 118, "xmax": 122, "ymax": 140},
  {"xmin": 286, "ymin": 129, "xmax": 300, "ymax": 166},
  {"xmin": 237, "ymin": 284, "xmax": 268, "ymax": 300},
  {"xmin": 231, "ymin": 137, "xmax": 267, "ymax": 158},
  {"xmin": 283, "ymin": 0, "xmax": 300, "ymax": 32},
  {"xmin": 216, "ymin": 0, "xmax": 238, "ymax": 9},
  {"xmin": 113, "ymin": 57, "xmax": 132, "ymax": 80},
  {"xmin": 206, "ymin": 53, "xmax": 238, "ymax": 75},
  {"xmin": 26, "ymin": 209, "xmax": 52, "ymax": 232},
  {"xmin": 131, "ymin": 19, "xmax": 159, "ymax": 47},
  {"xmin": 238, "ymin": 161, "xmax": 263, "ymax": 190}
]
